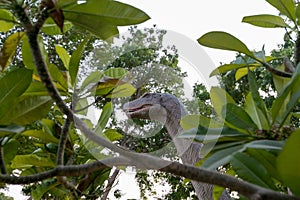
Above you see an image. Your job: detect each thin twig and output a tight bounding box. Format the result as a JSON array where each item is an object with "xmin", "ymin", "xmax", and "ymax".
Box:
[
  {"xmin": 101, "ymin": 169, "xmax": 120, "ymax": 200},
  {"xmin": 56, "ymin": 117, "xmax": 72, "ymax": 165},
  {"xmin": 0, "ymin": 146, "xmax": 7, "ymax": 174}
]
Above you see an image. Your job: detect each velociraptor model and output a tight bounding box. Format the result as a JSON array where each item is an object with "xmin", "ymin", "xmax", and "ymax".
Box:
[{"xmin": 123, "ymin": 93, "xmax": 231, "ymax": 200}]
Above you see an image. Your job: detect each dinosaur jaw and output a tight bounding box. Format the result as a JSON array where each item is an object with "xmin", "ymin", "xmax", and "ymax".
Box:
[{"xmin": 124, "ymin": 104, "xmax": 153, "ymax": 119}]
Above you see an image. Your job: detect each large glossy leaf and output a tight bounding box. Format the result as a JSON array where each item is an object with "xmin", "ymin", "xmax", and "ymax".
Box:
[
  {"xmin": 266, "ymin": 0, "xmax": 296, "ymax": 22},
  {"xmin": 59, "ymin": 0, "xmax": 150, "ymax": 39},
  {"xmin": 1, "ymin": 96, "xmax": 52, "ymax": 125},
  {"xmin": 107, "ymin": 83, "xmax": 136, "ymax": 98},
  {"xmin": 222, "ymin": 103, "xmax": 258, "ymax": 131},
  {"xmin": 210, "ymin": 63, "xmax": 259, "ymax": 77},
  {"xmin": 202, "ymin": 145, "xmax": 245, "ymax": 170},
  {"xmin": 48, "ymin": 64, "xmax": 68, "ymax": 91},
  {"xmin": 273, "ymin": 72, "xmax": 290, "ymax": 93},
  {"xmin": 22, "ymin": 130, "xmax": 59, "ymax": 144},
  {"xmin": 3, "ymin": 139, "xmax": 19, "ymax": 171},
  {"xmin": 242, "ymin": 14, "xmax": 288, "ymax": 28},
  {"xmin": 80, "ymin": 71, "xmax": 103, "ymax": 91},
  {"xmin": 277, "ymin": 129, "xmax": 300, "ymax": 196},
  {"xmin": 23, "ymin": 82, "xmax": 49, "ymax": 96},
  {"xmin": 69, "ymin": 37, "xmax": 90, "ymax": 86},
  {"xmin": 94, "ymin": 102, "xmax": 113, "ymax": 134},
  {"xmin": 235, "ymin": 66, "xmax": 257, "ymax": 81},
  {"xmin": 246, "ymin": 140, "xmax": 284, "ymax": 151},
  {"xmin": 245, "ymin": 93, "xmax": 269, "ymax": 130},
  {"xmin": 210, "ymin": 87, "xmax": 235, "ymax": 118},
  {"xmin": 55, "ymin": 45, "xmax": 70, "ymax": 69},
  {"xmin": 180, "ymin": 114, "xmax": 224, "ymax": 130},
  {"xmin": 0, "ymin": 32, "xmax": 24, "ymax": 70},
  {"xmin": 0, "ymin": 125, "xmax": 25, "ymax": 137},
  {"xmin": 0, "ymin": 68, "xmax": 32, "ymax": 123},
  {"xmin": 231, "ymin": 152, "xmax": 276, "ymax": 189},
  {"xmin": 11, "ymin": 154, "xmax": 55, "ymax": 169},
  {"xmin": 179, "ymin": 126, "xmax": 248, "ymax": 144},
  {"xmin": 198, "ymin": 31, "xmax": 254, "ymax": 58},
  {"xmin": 104, "ymin": 129, "xmax": 123, "ymax": 142},
  {"xmin": 104, "ymin": 68, "xmax": 129, "ymax": 78},
  {"xmin": 0, "ymin": 9, "xmax": 17, "ymax": 32},
  {"xmin": 22, "ymin": 35, "xmax": 48, "ymax": 70},
  {"xmin": 41, "ymin": 18, "xmax": 73, "ymax": 35},
  {"xmin": 271, "ymin": 64, "xmax": 300, "ymax": 125},
  {"xmin": 247, "ymin": 149, "xmax": 279, "ymax": 180}
]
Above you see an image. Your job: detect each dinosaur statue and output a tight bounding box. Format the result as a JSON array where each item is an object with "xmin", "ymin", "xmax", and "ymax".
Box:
[{"xmin": 123, "ymin": 93, "xmax": 231, "ymax": 200}]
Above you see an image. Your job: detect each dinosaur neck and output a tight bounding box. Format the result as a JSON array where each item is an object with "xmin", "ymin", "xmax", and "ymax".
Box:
[{"xmin": 163, "ymin": 103, "xmax": 202, "ymax": 165}]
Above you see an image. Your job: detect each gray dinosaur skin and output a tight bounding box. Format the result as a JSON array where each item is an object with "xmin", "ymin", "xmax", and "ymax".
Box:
[{"xmin": 124, "ymin": 93, "xmax": 231, "ymax": 200}]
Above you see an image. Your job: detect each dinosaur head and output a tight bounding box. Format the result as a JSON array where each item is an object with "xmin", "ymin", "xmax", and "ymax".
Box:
[{"xmin": 123, "ymin": 93, "xmax": 184, "ymax": 123}]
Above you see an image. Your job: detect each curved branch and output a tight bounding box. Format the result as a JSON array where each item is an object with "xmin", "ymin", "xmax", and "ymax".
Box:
[{"xmin": 57, "ymin": 117, "xmax": 72, "ymax": 166}]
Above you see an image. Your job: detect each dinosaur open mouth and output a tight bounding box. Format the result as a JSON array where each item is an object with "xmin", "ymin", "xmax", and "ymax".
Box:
[{"xmin": 126, "ymin": 104, "xmax": 152, "ymax": 114}]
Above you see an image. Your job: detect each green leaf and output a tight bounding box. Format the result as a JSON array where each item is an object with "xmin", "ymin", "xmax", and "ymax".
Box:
[
  {"xmin": 22, "ymin": 130, "xmax": 59, "ymax": 144},
  {"xmin": 41, "ymin": 18, "xmax": 73, "ymax": 35},
  {"xmin": 55, "ymin": 45, "xmax": 70, "ymax": 69},
  {"xmin": 11, "ymin": 154, "xmax": 55, "ymax": 169},
  {"xmin": 246, "ymin": 140, "xmax": 284, "ymax": 151},
  {"xmin": 202, "ymin": 145, "xmax": 245, "ymax": 170},
  {"xmin": 273, "ymin": 72, "xmax": 290, "ymax": 93},
  {"xmin": 0, "ymin": 32, "xmax": 25, "ymax": 70},
  {"xmin": 107, "ymin": 83, "xmax": 136, "ymax": 98},
  {"xmin": 0, "ymin": 9, "xmax": 17, "ymax": 32},
  {"xmin": 235, "ymin": 66, "xmax": 257, "ymax": 81},
  {"xmin": 277, "ymin": 129, "xmax": 300, "ymax": 196},
  {"xmin": 22, "ymin": 35, "xmax": 48, "ymax": 70},
  {"xmin": 69, "ymin": 37, "xmax": 90, "ymax": 86},
  {"xmin": 104, "ymin": 129, "xmax": 123, "ymax": 141},
  {"xmin": 271, "ymin": 64, "xmax": 300, "ymax": 125},
  {"xmin": 0, "ymin": 68, "xmax": 32, "ymax": 123},
  {"xmin": 60, "ymin": 0, "xmax": 150, "ymax": 39},
  {"xmin": 3, "ymin": 139, "xmax": 20, "ymax": 169},
  {"xmin": 48, "ymin": 64, "xmax": 68, "ymax": 91},
  {"xmin": 296, "ymin": 4, "xmax": 300, "ymax": 25},
  {"xmin": 210, "ymin": 63, "xmax": 259, "ymax": 77},
  {"xmin": 245, "ymin": 93, "xmax": 270, "ymax": 130},
  {"xmin": 23, "ymin": 82, "xmax": 48, "ymax": 96},
  {"xmin": 242, "ymin": 14, "xmax": 288, "ymax": 28},
  {"xmin": 222, "ymin": 103, "xmax": 258, "ymax": 131},
  {"xmin": 266, "ymin": 0, "xmax": 296, "ymax": 22},
  {"xmin": 179, "ymin": 126, "xmax": 248, "ymax": 143},
  {"xmin": 94, "ymin": 102, "xmax": 113, "ymax": 133},
  {"xmin": 80, "ymin": 71, "xmax": 103, "ymax": 90},
  {"xmin": 198, "ymin": 31, "xmax": 254, "ymax": 58},
  {"xmin": 231, "ymin": 152, "xmax": 276, "ymax": 189},
  {"xmin": 0, "ymin": 125, "xmax": 25, "ymax": 137},
  {"xmin": 32, "ymin": 179, "xmax": 60, "ymax": 200},
  {"xmin": 247, "ymin": 149, "xmax": 280, "ymax": 180},
  {"xmin": 210, "ymin": 87, "xmax": 235, "ymax": 118},
  {"xmin": 104, "ymin": 68, "xmax": 129, "ymax": 78},
  {"xmin": 1, "ymin": 96, "xmax": 52, "ymax": 125},
  {"xmin": 246, "ymin": 70, "xmax": 270, "ymax": 129},
  {"xmin": 180, "ymin": 114, "xmax": 224, "ymax": 130},
  {"xmin": 281, "ymin": 85, "xmax": 300, "ymax": 127}
]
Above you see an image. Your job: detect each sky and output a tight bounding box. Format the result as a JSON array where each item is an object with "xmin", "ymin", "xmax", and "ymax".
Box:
[
  {"xmin": 120, "ymin": 0, "xmax": 286, "ymax": 65},
  {"xmin": 3, "ymin": 1, "xmax": 287, "ymax": 199}
]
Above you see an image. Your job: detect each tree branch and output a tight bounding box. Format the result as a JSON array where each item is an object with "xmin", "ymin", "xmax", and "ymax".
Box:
[
  {"xmin": 101, "ymin": 169, "xmax": 120, "ymax": 200},
  {"xmin": 0, "ymin": 146, "xmax": 7, "ymax": 174},
  {"xmin": 57, "ymin": 117, "xmax": 72, "ymax": 166}
]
